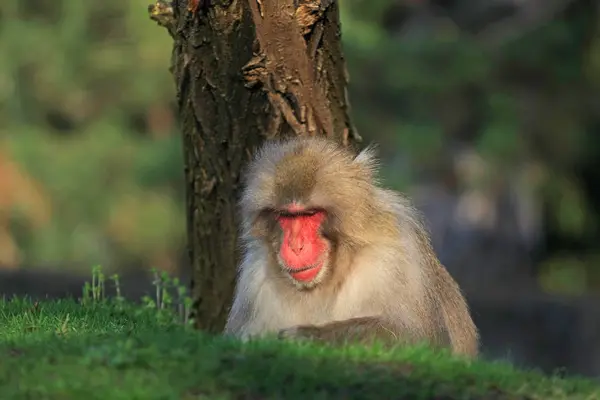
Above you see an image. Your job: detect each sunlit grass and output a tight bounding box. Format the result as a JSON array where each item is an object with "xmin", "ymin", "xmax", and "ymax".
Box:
[{"xmin": 0, "ymin": 266, "xmax": 598, "ymax": 399}]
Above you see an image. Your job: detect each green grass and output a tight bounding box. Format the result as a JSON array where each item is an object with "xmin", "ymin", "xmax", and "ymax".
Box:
[{"xmin": 0, "ymin": 270, "xmax": 599, "ymax": 399}]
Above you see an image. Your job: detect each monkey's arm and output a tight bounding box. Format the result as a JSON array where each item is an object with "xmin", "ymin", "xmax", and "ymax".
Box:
[
  {"xmin": 278, "ymin": 316, "xmax": 418, "ymax": 347},
  {"xmin": 223, "ymin": 293, "xmax": 253, "ymax": 336}
]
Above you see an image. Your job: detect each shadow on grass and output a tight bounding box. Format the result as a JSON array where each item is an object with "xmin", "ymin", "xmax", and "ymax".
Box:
[{"xmin": 0, "ymin": 325, "xmax": 596, "ymax": 400}]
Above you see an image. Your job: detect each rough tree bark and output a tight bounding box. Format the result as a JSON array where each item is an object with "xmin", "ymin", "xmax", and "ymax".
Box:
[{"xmin": 148, "ymin": 0, "xmax": 360, "ymax": 332}]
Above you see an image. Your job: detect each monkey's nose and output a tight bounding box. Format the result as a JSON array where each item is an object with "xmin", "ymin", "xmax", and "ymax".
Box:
[{"xmin": 290, "ymin": 241, "xmax": 304, "ymax": 255}]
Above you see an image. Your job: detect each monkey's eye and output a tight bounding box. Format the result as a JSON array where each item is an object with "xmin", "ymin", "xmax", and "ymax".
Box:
[{"xmin": 277, "ymin": 209, "xmax": 320, "ymax": 218}]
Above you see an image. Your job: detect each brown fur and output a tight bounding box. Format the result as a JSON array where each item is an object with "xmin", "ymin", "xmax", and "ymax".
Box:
[{"xmin": 225, "ymin": 137, "xmax": 479, "ymax": 357}]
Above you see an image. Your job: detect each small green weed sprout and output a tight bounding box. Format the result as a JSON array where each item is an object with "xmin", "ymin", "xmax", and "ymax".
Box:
[{"xmin": 81, "ymin": 265, "xmax": 193, "ymax": 327}]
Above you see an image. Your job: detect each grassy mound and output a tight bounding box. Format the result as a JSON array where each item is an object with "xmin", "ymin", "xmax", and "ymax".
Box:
[{"xmin": 0, "ymin": 297, "xmax": 599, "ymax": 399}]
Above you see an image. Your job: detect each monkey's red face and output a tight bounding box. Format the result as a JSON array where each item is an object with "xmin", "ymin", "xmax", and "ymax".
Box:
[{"xmin": 275, "ymin": 205, "xmax": 330, "ymax": 284}]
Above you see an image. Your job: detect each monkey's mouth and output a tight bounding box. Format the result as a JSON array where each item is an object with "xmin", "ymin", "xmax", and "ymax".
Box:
[{"xmin": 283, "ymin": 260, "xmax": 324, "ymax": 283}]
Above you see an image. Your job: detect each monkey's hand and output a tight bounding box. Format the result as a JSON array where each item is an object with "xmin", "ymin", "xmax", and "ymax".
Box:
[
  {"xmin": 277, "ymin": 324, "xmax": 322, "ymax": 342},
  {"xmin": 277, "ymin": 317, "xmax": 403, "ymax": 347}
]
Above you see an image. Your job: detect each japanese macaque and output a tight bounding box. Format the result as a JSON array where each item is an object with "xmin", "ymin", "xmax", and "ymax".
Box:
[{"xmin": 224, "ymin": 136, "xmax": 479, "ymax": 357}]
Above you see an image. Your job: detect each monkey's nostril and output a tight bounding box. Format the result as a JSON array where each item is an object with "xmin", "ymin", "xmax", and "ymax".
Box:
[{"xmin": 291, "ymin": 243, "xmax": 304, "ymax": 255}]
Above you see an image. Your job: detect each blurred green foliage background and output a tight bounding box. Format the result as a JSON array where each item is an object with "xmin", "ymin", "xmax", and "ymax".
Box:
[{"xmin": 1, "ymin": 0, "xmax": 599, "ymax": 293}]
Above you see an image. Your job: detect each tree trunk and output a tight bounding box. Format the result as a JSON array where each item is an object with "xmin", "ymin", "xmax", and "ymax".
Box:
[{"xmin": 149, "ymin": 0, "xmax": 360, "ymax": 332}]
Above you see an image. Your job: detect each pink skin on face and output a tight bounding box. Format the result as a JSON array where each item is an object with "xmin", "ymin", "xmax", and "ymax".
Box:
[{"xmin": 277, "ymin": 206, "xmax": 327, "ymax": 282}]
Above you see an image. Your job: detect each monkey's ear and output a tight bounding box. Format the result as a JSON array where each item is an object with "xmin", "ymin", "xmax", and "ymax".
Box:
[{"xmin": 352, "ymin": 143, "xmax": 379, "ymax": 174}]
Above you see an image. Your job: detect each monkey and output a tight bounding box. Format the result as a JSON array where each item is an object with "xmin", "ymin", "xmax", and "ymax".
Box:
[{"xmin": 224, "ymin": 136, "xmax": 479, "ymax": 358}]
